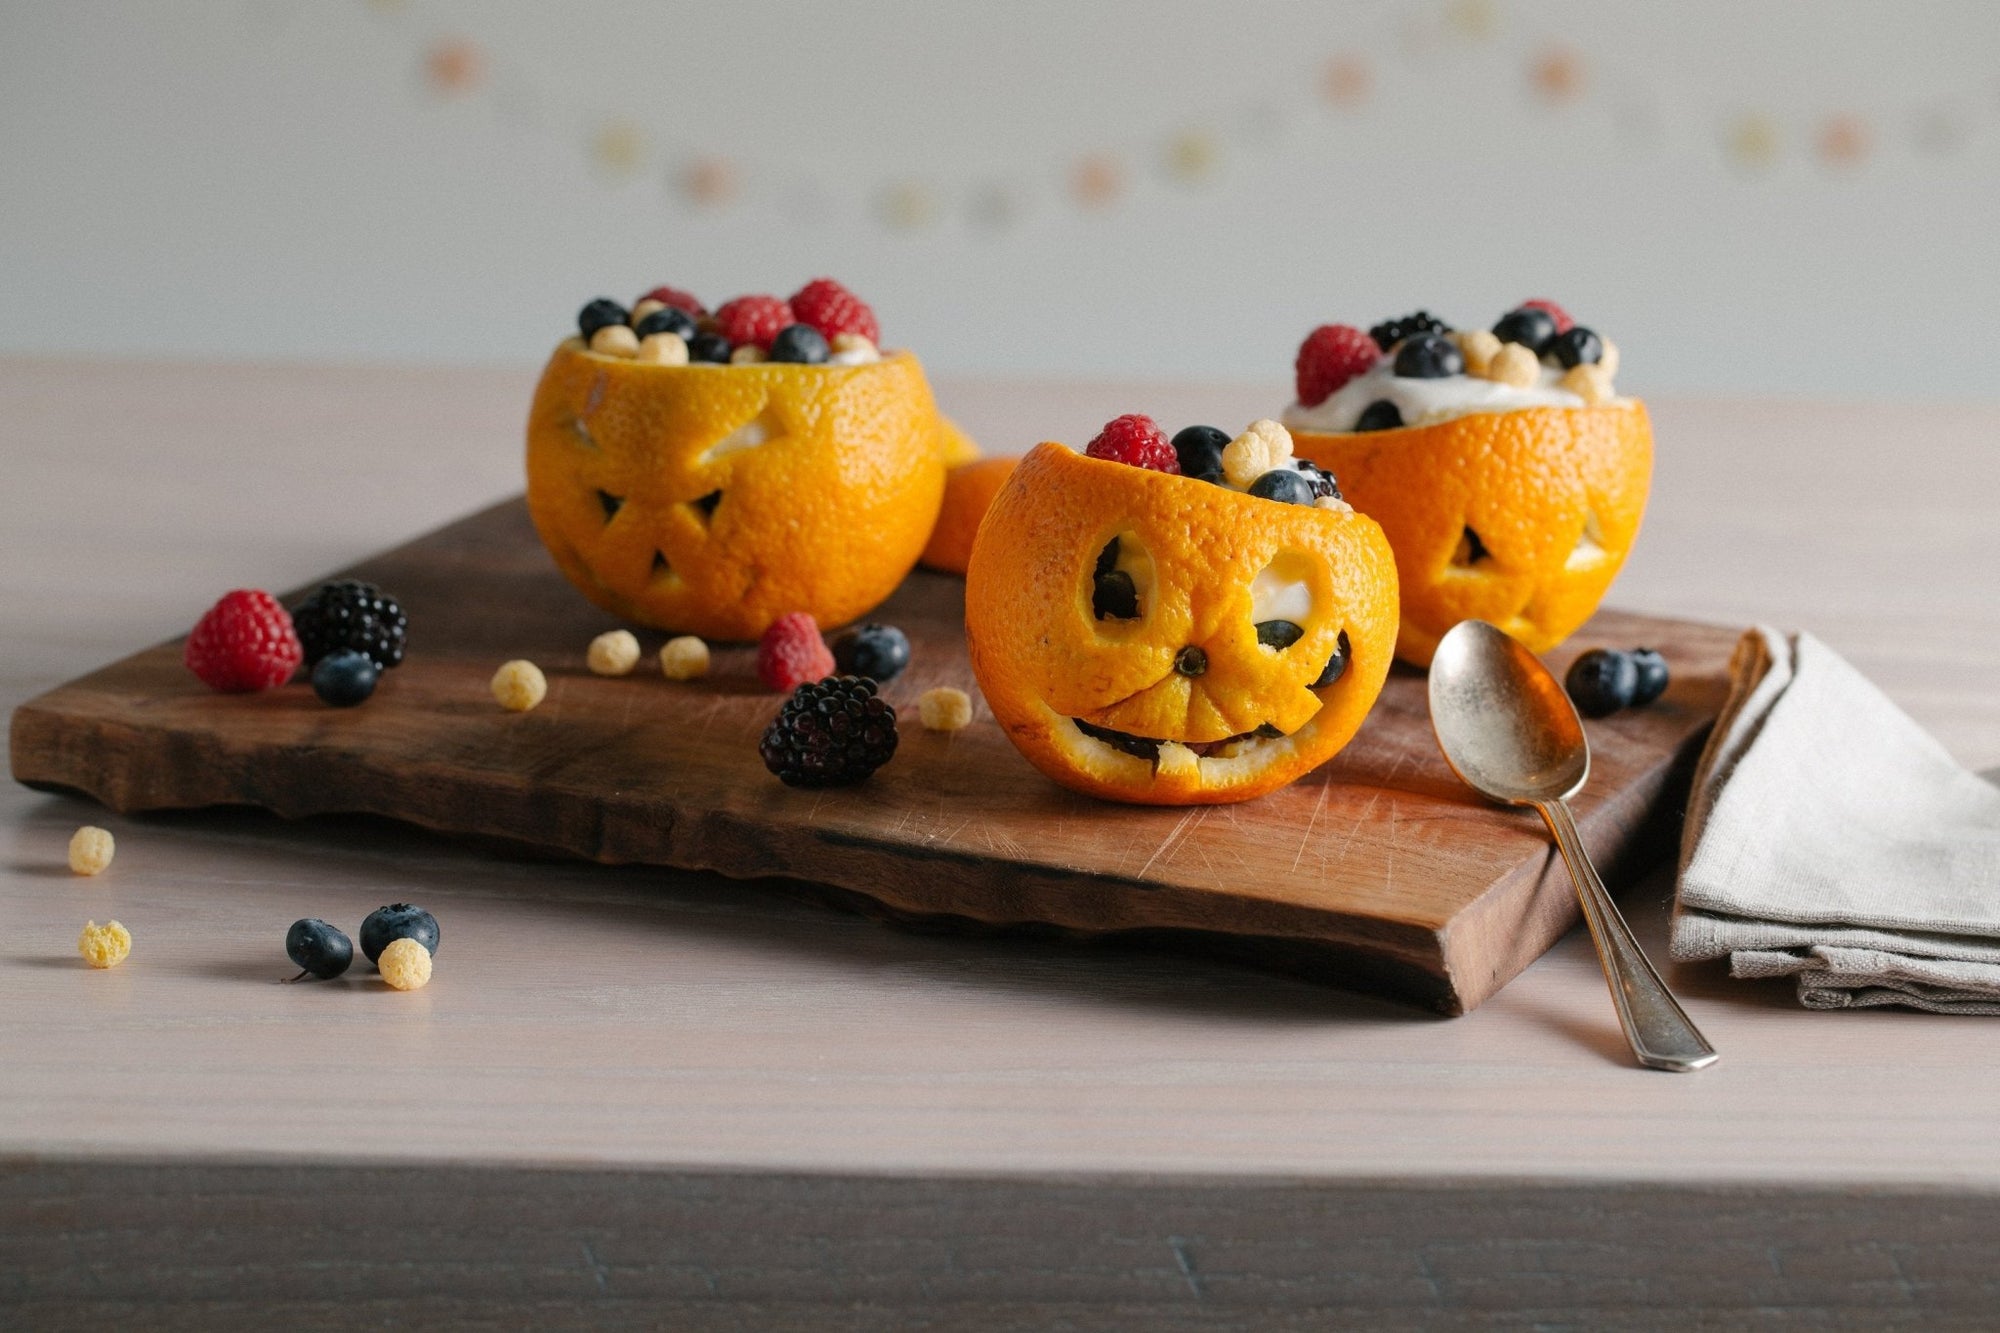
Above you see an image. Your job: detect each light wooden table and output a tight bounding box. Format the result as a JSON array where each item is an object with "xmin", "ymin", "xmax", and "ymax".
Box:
[{"xmin": 5, "ymin": 358, "xmax": 1999, "ymax": 1328}]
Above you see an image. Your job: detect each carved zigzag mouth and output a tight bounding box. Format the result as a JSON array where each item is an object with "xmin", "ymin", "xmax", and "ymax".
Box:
[{"xmin": 1071, "ymin": 717, "xmax": 1287, "ymax": 765}]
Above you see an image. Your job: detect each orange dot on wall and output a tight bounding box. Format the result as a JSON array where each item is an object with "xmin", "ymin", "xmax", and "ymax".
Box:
[
  {"xmin": 1320, "ymin": 55, "xmax": 1372, "ymax": 109},
  {"xmin": 1818, "ymin": 115, "xmax": 1870, "ymax": 168},
  {"xmin": 1071, "ymin": 154, "xmax": 1125, "ymax": 210},
  {"xmin": 424, "ymin": 39, "xmax": 483, "ymax": 96},
  {"xmin": 1531, "ymin": 45, "xmax": 1586, "ymax": 103}
]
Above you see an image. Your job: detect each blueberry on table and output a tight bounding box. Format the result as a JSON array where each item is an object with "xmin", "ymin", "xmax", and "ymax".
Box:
[
  {"xmin": 1354, "ymin": 400, "xmax": 1405, "ymax": 432},
  {"xmin": 634, "ymin": 306, "xmax": 698, "ymax": 341},
  {"xmin": 1550, "ymin": 327, "xmax": 1604, "ymax": 368},
  {"xmin": 359, "ymin": 903, "xmax": 440, "ymax": 964},
  {"xmin": 768, "ymin": 324, "xmax": 830, "ymax": 364},
  {"xmin": 577, "ymin": 298, "xmax": 629, "ymax": 341},
  {"xmin": 688, "ymin": 332, "xmax": 734, "ymax": 364},
  {"xmin": 311, "ymin": 649, "xmax": 378, "ymax": 707},
  {"xmin": 1170, "ymin": 425, "xmax": 1231, "ymax": 480},
  {"xmin": 1565, "ymin": 648, "xmax": 1638, "ymax": 718},
  {"xmin": 1248, "ymin": 468, "xmax": 1316, "ymax": 505},
  {"xmin": 1393, "ymin": 333, "xmax": 1464, "ymax": 380},
  {"xmin": 831, "ymin": 623, "xmax": 911, "ymax": 682},
  {"xmin": 286, "ymin": 918, "xmax": 353, "ymax": 980},
  {"xmin": 1628, "ymin": 647, "xmax": 1670, "ymax": 706},
  {"xmin": 1491, "ymin": 306, "xmax": 1558, "ymax": 352}
]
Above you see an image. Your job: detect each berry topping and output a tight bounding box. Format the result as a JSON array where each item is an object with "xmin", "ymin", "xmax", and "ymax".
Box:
[
  {"xmin": 831, "ymin": 623, "xmax": 911, "ymax": 682},
  {"xmin": 1310, "ymin": 630, "xmax": 1352, "ymax": 688},
  {"xmin": 360, "ymin": 903, "xmax": 440, "ymax": 965},
  {"xmin": 636, "ymin": 285, "xmax": 706, "ymax": 318},
  {"xmin": 286, "ymin": 918, "xmax": 353, "ymax": 980},
  {"xmin": 757, "ymin": 612, "xmax": 837, "ymax": 693},
  {"xmin": 1628, "ymin": 647, "xmax": 1670, "ymax": 706},
  {"xmin": 1294, "ymin": 324, "xmax": 1382, "ymax": 406},
  {"xmin": 1084, "ymin": 414, "xmax": 1180, "ymax": 474},
  {"xmin": 1368, "ymin": 310, "xmax": 1452, "ymax": 353},
  {"xmin": 1292, "ymin": 458, "xmax": 1343, "ymax": 500},
  {"xmin": 1491, "ymin": 306, "xmax": 1559, "ymax": 352},
  {"xmin": 1248, "ymin": 468, "xmax": 1315, "ymax": 505},
  {"xmin": 1170, "ymin": 424, "xmax": 1231, "ymax": 480},
  {"xmin": 578, "ymin": 298, "xmax": 629, "ymax": 341},
  {"xmin": 634, "ymin": 306, "xmax": 698, "ymax": 341},
  {"xmin": 1519, "ymin": 299, "xmax": 1574, "ymax": 334},
  {"xmin": 311, "ymin": 649, "xmax": 378, "ymax": 708},
  {"xmin": 292, "ymin": 580, "xmax": 408, "ymax": 671},
  {"xmin": 759, "ymin": 675, "xmax": 900, "ymax": 787},
  {"xmin": 788, "ymin": 278, "xmax": 880, "ymax": 345},
  {"xmin": 184, "ymin": 589, "xmax": 303, "ymax": 693},
  {"xmin": 714, "ymin": 295, "xmax": 794, "ymax": 351},
  {"xmin": 1565, "ymin": 648, "xmax": 1639, "ymax": 718},
  {"xmin": 1550, "ymin": 326, "xmax": 1604, "ymax": 369},
  {"xmin": 688, "ymin": 332, "xmax": 734, "ymax": 363},
  {"xmin": 769, "ymin": 323, "xmax": 831, "ymax": 364},
  {"xmin": 1393, "ymin": 333, "xmax": 1464, "ymax": 379},
  {"xmin": 1354, "ymin": 401, "xmax": 1404, "ymax": 432}
]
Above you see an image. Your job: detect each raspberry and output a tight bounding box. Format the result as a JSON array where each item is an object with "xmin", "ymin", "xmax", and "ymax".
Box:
[
  {"xmin": 1368, "ymin": 311, "xmax": 1452, "ymax": 352},
  {"xmin": 759, "ymin": 676, "xmax": 899, "ymax": 787},
  {"xmin": 637, "ymin": 285, "xmax": 706, "ymax": 317},
  {"xmin": 1519, "ymin": 299, "xmax": 1574, "ymax": 334},
  {"xmin": 788, "ymin": 278, "xmax": 880, "ymax": 345},
  {"xmin": 184, "ymin": 589, "xmax": 303, "ymax": 693},
  {"xmin": 756, "ymin": 612, "xmax": 836, "ymax": 693},
  {"xmin": 291, "ymin": 580, "xmax": 408, "ymax": 670},
  {"xmin": 1084, "ymin": 414, "xmax": 1180, "ymax": 474},
  {"xmin": 714, "ymin": 294, "xmax": 795, "ymax": 351},
  {"xmin": 1294, "ymin": 324, "xmax": 1381, "ymax": 406}
]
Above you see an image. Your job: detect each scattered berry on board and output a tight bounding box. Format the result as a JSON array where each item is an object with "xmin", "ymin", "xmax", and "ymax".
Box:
[
  {"xmin": 788, "ymin": 278, "xmax": 881, "ymax": 344},
  {"xmin": 311, "ymin": 649, "xmax": 378, "ymax": 707},
  {"xmin": 286, "ymin": 918, "xmax": 353, "ymax": 980},
  {"xmin": 1084, "ymin": 414, "xmax": 1180, "ymax": 474},
  {"xmin": 184, "ymin": 589, "xmax": 303, "ymax": 693},
  {"xmin": 768, "ymin": 324, "xmax": 831, "ymax": 365},
  {"xmin": 1294, "ymin": 324, "xmax": 1382, "ymax": 407},
  {"xmin": 292, "ymin": 581, "xmax": 408, "ymax": 671},
  {"xmin": 360, "ymin": 903, "xmax": 440, "ymax": 964},
  {"xmin": 68, "ymin": 826, "xmax": 114, "ymax": 875},
  {"xmin": 759, "ymin": 676, "xmax": 900, "ymax": 787},
  {"xmin": 714, "ymin": 294, "xmax": 795, "ymax": 351},
  {"xmin": 78, "ymin": 920, "xmax": 131, "ymax": 969},
  {"xmin": 830, "ymin": 623, "xmax": 911, "ymax": 682},
  {"xmin": 491, "ymin": 659, "xmax": 547, "ymax": 712},
  {"xmin": 587, "ymin": 629, "xmax": 641, "ymax": 677},
  {"xmin": 378, "ymin": 936, "xmax": 433, "ymax": 992},
  {"xmin": 1565, "ymin": 648, "xmax": 1640, "ymax": 718},
  {"xmin": 757, "ymin": 613, "xmax": 836, "ymax": 693},
  {"xmin": 1628, "ymin": 648, "xmax": 1671, "ymax": 706},
  {"xmin": 917, "ymin": 687, "xmax": 973, "ymax": 732},
  {"xmin": 659, "ymin": 635, "xmax": 710, "ymax": 681}
]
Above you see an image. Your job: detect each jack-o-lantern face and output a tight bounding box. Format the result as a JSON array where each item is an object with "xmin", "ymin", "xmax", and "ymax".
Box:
[
  {"xmin": 965, "ymin": 443, "xmax": 1399, "ymax": 805},
  {"xmin": 1292, "ymin": 402, "xmax": 1652, "ymax": 667},
  {"xmin": 526, "ymin": 340, "xmax": 952, "ymax": 639}
]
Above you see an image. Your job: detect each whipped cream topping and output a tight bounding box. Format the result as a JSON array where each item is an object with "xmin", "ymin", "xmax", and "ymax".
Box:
[{"xmin": 1282, "ymin": 361, "xmax": 1592, "ymax": 434}]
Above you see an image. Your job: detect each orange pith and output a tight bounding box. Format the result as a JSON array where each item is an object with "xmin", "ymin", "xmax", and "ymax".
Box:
[
  {"xmin": 920, "ymin": 455, "xmax": 1019, "ymax": 575},
  {"xmin": 526, "ymin": 339, "xmax": 957, "ymax": 639},
  {"xmin": 965, "ymin": 443, "xmax": 1399, "ymax": 806},
  {"xmin": 1292, "ymin": 402, "xmax": 1652, "ymax": 667}
]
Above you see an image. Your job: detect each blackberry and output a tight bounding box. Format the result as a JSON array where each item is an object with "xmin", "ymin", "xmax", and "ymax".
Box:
[
  {"xmin": 759, "ymin": 676, "xmax": 899, "ymax": 787},
  {"xmin": 1368, "ymin": 310, "xmax": 1452, "ymax": 353},
  {"xmin": 1292, "ymin": 458, "xmax": 1343, "ymax": 500},
  {"xmin": 292, "ymin": 581, "xmax": 408, "ymax": 670}
]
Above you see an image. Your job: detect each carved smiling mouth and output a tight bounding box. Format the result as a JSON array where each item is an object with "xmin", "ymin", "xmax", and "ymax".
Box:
[{"xmin": 1072, "ymin": 718, "xmax": 1287, "ymax": 764}]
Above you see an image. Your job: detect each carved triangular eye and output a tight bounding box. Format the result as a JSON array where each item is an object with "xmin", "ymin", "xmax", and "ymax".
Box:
[
  {"xmin": 651, "ymin": 550, "xmax": 672, "ymax": 579},
  {"xmin": 597, "ymin": 489, "xmax": 624, "ymax": 521},
  {"xmin": 1452, "ymin": 525, "xmax": 1490, "ymax": 567},
  {"xmin": 1566, "ymin": 508, "xmax": 1608, "ymax": 568},
  {"xmin": 691, "ymin": 490, "xmax": 722, "ymax": 523},
  {"xmin": 1092, "ymin": 537, "xmax": 1140, "ymax": 621}
]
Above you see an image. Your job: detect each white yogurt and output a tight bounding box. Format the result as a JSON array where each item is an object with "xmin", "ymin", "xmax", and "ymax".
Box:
[{"xmin": 1282, "ymin": 361, "xmax": 1588, "ymax": 434}]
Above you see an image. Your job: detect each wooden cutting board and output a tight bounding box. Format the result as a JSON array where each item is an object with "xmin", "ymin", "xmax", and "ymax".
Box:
[{"xmin": 9, "ymin": 498, "xmax": 1740, "ymax": 1014}]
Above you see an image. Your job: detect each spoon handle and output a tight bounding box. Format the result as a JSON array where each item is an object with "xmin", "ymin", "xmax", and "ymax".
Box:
[{"xmin": 1536, "ymin": 798, "xmax": 1718, "ymax": 1073}]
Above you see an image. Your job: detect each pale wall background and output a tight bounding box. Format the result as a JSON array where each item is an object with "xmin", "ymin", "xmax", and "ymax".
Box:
[{"xmin": 4, "ymin": 0, "xmax": 1998, "ymax": 395}]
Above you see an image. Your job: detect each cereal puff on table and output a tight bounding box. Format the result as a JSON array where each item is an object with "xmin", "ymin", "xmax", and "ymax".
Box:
[
  {"xmin": 965, "ymin": 415, "xmax": 1398, "ymax": 806},
  {"xmin": 1284, "ymin": 302, "xmax": 1652, "ymax": 668},
  {"xmin": 526, "ymin": 279, "xmax": 973, "ymax": 641}
]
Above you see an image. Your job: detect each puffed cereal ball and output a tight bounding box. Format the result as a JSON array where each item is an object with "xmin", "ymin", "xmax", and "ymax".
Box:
[
  {"xmin": 78, "ymin": 920, "xmax": 131, "ymax": 969},
  {"xmin": 659, "ymin": 635, "xmax": 710, "ymax": 682},
  {"xmin": 491, "ymin": 659, "xmax": 548, "ymax": 712},
  {"xmin": 1598, "ymin": 337, "xmax": 1621, "ymax": 379},
  {"xmin": 918, "ymin": 686, "xmax": 974, "ymax": 732},
  {"xmin": 637, "ymin": 332, "xmax": 690, "ymax": 366},
  {"xmin": 729, "ymin": 344, "xmax": 768, "ymax": 365},
  {"xmin": 589, "ymin": 324, "xmax": 640, "ymax": 357},
  {"xmin": 830, "ymin": 333, "xmax": 879, "ymax": 361},
  {"xmin": 587, "ymin": 629, "xmax": 641, "ymax": 676},
  {"xmin": 1451, "ymin": 328, "xmax": 1502, "ymax": 378},
  {"xmin": 378, "ymin": 936, "xmax": 432, "ymax": 991},
  {"xmin": 1221, "ymin": 419, "xmax": 1294, "ymax": 491},
  {"xmin": 68, "ymin": 826, "xmax": 115, "ymax": 876},
  {"xmin": 1560, "ymin": 363, "xmax": 1614, "ymax": 405},
  {"xmin": 1486, "ymin": 341, "xmax": 1540, "ymax": 388}
]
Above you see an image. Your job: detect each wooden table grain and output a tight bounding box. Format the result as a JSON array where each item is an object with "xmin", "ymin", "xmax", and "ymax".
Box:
[{"xmin": 5, "ymin": 357, "xmax": 1999, "ymax": 1328}]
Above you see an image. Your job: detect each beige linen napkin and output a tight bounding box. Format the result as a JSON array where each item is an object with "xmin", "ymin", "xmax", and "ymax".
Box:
[{"xmin": 1671, "ymin": 627, "xmax": 2000, "ymax": 1013}]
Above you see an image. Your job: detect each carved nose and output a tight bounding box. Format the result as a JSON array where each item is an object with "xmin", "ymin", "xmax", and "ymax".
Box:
[{"xmin": 1174, "ymin": 646, "xmax": 1208, "ymax": 677}]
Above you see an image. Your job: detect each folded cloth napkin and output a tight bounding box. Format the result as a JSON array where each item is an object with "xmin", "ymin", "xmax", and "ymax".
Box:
[{"xmin": 1672, "ymin": 627, "xmax": 2000, "ymax": 1013}]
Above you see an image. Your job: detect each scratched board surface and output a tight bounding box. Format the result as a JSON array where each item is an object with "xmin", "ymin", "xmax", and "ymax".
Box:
[{"xmin": 9, "ymin": 499, "xmax": 1740, "ymax": 1013}]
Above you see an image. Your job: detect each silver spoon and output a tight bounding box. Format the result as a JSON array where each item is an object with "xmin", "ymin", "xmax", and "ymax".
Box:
[{"xmin": 1428, "ymin": 620, "xmax": 1717, "ymax": 1073}]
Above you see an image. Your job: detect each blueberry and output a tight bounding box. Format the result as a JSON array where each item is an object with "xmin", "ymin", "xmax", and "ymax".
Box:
[
  {"xmin": 1292, "ymin": 458, "xmax": 1342, "ymax": 500},
  {"xmin": 577, "ymin": 298, "xmax": 628, "ymax": 341},
  {"xmin": 286, "ymin": 918, "xmax": 353, "ymax": 980},
  {"xmin": 1491, "ymin": 306, "xmax": 1558, "ymax": 352},
  {"xmin": 311, "ymin": 649, "xmax": 378, "ymax": 708},
  {"xmin": 1565, "ymin": 649, "xmax": 1638, "ymax": 718},
  {"xmin": 1628, "ymin": 647, "xmax": 1669, "ymax": 706},
  {"xmin": 688, "ymin": 332, "xmax": 734, "ymax": 364},
  {"xmin": 634, "ymin": 306, "xmax": 698, "ymax": 341},
  {"xmin": 359, "ymin": 903, "xmax": 439, "ymax": 965},
  {"xmin": 1247, "ymin": 468, "xmax": 1316, "ymax": 505},
  {"xmin": 1310, "ymin": 630, "xmax": 1352, "ymax": 688},
  {"xmin": 1393, "ymin": 333, "xmax": 1464, "ymax": 379},
  {"xmin": 1354, "ymin": 400, "xmax": 1404, "ymax": 432},
  {"xmin": 768, "ymin": 324, "xmax": 830, "ymax": 364},
  {"xmin": 1550, "ymin": 326, "xmax": 1604, "ymax": 369},
  {"xmin": 1171, "ymin": 425, "xmax": 1231, "ymax": 480},
  {"xmin": 831, "ymin": 623, "xmax": 911, "ymax": 682}
]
